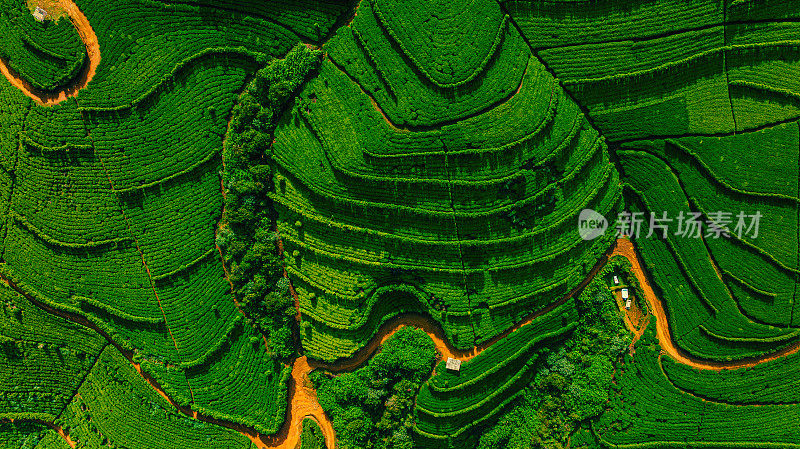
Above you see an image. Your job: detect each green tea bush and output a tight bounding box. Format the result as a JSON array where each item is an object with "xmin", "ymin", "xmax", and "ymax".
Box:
[
  {"xmin": 271, "ymin": 0, "xmax": 621, "ymax": 362},
  {"xmin": 0, "ymin": 0, "xmax": 86, "ymax": 91}
]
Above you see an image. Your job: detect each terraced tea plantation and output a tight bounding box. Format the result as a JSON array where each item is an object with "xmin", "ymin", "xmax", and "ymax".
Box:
[{"xmin": 1, "ymin": 0, "xmax": 798, "ymax": 448}]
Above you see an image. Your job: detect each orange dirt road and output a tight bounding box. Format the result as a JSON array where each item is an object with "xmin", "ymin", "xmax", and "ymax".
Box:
[
  {"xmin": 8, "ymin": 1, "xmax": 798, "ymax": 445},
  {"xmin": 279, "ymin": 238, "xmax": 614, "ymax": 448},
  {"xmin": 7, "ymin": 418, "xmax": 75, "ymax": 448},
  {"xmin": 9, "ymin": 230, "xmax": 800, "ymax": 449},
  {"xmin": 288, "ymin": 238, "xmax": 800, "ymax": 447},
  {"xmin": 256, "ymin": 357, "xmax": 335, "ymax": 449},
  {"xmin": 611, "ymin": 238, "xmax": 800, "ymax": 371},
  {"xmin": 0, "ymin": 0, "xmax": 100, "ymax": 106}
]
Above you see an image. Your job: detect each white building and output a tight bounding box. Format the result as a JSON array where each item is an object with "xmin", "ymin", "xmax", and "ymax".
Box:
[
  {"xmin": 446, "ymin": 357, "xmax": 461, "ymax": 372},
  {"xmin": 622, "ymin": 288, "xmax": 631, "ymax": 309},
  {"xmin": 613, "ymin": 275, "xmax": 619, "ymax": 285},
  {"xmin": 33, "ymin": 7, "xmax": 47, "ymax": 22}
]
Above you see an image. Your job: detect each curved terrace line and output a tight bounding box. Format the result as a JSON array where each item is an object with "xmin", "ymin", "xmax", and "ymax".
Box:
[
  {"xmin": 731, "ymin": 80, "xmax": 800, "ymax": 106},
  {"xmin": 144, "ymin": 0, "xmax": 304, "ymax": 43},
  {"xmin": 662, "ymin": 138, "xmax": 800, "ymax": 204},
  {"xmin": 623, "ymin": 185, "xmax": 799, "ymax": 348},
  {"xmin": 326, "ymin": 53, "xmax": 532, "ymax": 133},
  {"xmin": 721, "ymin": 269, "xmax": 795, "ymax": 330},
  {"xmin": 561, "ymin": 41, "xmax": 800, "ymax": 86},
  {"xmin": 657, "ymin": 353, "xmax": 800, "ymax": 407},
  {"xmin": 612, "ymin": 115, "xmax": 800, "ymax": 145},
  {"xmin": 306, "ymin": 99, "xmax": 582, "ymax": 188},
  {"xmin": 0, "ymin": 0, "xmax": 99, "ymax": 106},
  {"xmin": 21, "ymin": 133, "xmax": 92, "ymax": 153},
  {"xmin": 633, "ymin": 147, "xmax": 800, "ymax": 276},
  {"xmin": 77, "ymin": 48, "xmax": 263, "ymax": 114},
  {"xmin": 10, "ymin": 211, "xmax": 134, "ymax": 249},
  {"xmin": 7, "ymin": 236, "xmax": 800, "ymax": 448},
  {"xmin": 362, "ymin": 98, "xmax": 572, "ymax": 164},
  {"xmin": 271, "ymin": 135, "xmax": 609, "ymax": 221},
  {"xmin": 370, "ymin": 0, "xmax": 510, "ymax": 89}
]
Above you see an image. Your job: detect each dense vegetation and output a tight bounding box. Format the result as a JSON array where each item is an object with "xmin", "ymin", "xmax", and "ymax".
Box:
[
  {"xmin": 617, "ymin": 149, "xmax": 798, "ymax": 361},
  {"xmin": 61, "ymin": 346, "xmax": 256, "ymax": 449},
  {"xmin": 0, "ymin": 0, "xmax": 348, "ymax": 438},
  {"xmin": 301, "ymin": 418, "xmax": 326, "ymax": 449},
  {"xmin": 413, "ymin": 278, "xmax": 628, "ymax": 449},
  {"xmin": 596, "ymin": 320, "xmax": 800, "ymax": 448},
  {"xmin": 313, "ymin": 327, "xmax": 437, "ymax": 449},
  {"xmin": 515, "ymin": 0, "xmax": 800, "ymax": 139},
  {"xmin": 662, "ymin": 350, "xmax": 800, "ymax": 405},
  {"xmin": 413, "ymin": 299, "xmax": 578, "ymax": 446},
  {"xmin": 217, "ymin": 44, "xmax": 322, "ymax": 360},
  {"xmin": 272, "ymin": 0, "xmax": 620, "ymax": 363},
  {"xmin": 0, "ymin": 282, "xmax": 105, "ymax": 422},
  {"xmin": 1, "ymin": 0, "xmax": 799, "ymax": 448},
  {"xmin": 0, "ymin": 0, "xmax": 86, "ymax": 92},
  {"xmin": 0, "ymin": 421, "xmax": 70, "ymax": 449}
]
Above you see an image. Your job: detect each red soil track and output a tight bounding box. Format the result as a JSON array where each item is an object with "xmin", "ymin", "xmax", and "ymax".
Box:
[
  {"xmin": 278, "ymin": 239, "xmax": 614, "ymax": 448},
  {"xmin": 5, "ymin": 231, "xmax": 800, "ymax": 449},
  {"xmin": 279, "ymin": 237, "xmax": 800, "ymax": 447},
  {"xmin": 5, "ymin": 418, "xmax": 75, "ymax": 448},
  {"xmin": 0, "ymin": 0, "xmax": 100, "ymax": 106},
  {"xmin": 611, "ymin": 238, "xmax": 800, "ymax": 371}
]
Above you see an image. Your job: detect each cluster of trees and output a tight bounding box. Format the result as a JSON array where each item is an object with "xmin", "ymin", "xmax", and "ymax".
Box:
[
  {"xmin": 300, "ymin": 418, "xmax": 326, "ymax": 449},
  {"xmin": 477, "ymin": 280, "xmax": 630, "ymax": 449},
  {"xmin": 312, "ymin": 327, "xmax": 437, "ymax": 449},
  {"xmin": 217, "ymin": 44, "xmax": 322, "ymax": 360}
]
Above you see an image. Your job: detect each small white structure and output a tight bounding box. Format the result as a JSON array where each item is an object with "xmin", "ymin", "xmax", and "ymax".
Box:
[
  {"xmin": 613, "ymin": 275, "xmax": 620, "ymax": 285},
  {"xmin": 445, "ymin": 357, "xmax": 461, "ymax": 372},
  {"xmin": 622, "ymin": 288, "xmax": 631, "ymax": 310},
  {"xmin": 33, "ymin": 6, "xmax": 47, "ymax": 22}
]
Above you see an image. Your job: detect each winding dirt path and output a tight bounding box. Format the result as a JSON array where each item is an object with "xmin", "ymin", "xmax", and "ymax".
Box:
[
  {"xmin": 255, "ymin": 357, "xmax": 335, "ymax": 449},
  {"xmin": 0, "ymin": 0, "xmax": 99, "ymax": 105},
  {"xmin": 257, "ymin": 233, "xmax": 613, "ymax": 448},
  {"xmin": 8, "ymin": 231, "xmax": 800, "ymax": 449},
  {"xmin": 611, "ymin": 238, "xmax": 800, "ymax": 371},
  {"xmin": 282, "ymin": 237, "xmax": 800, "ymax": 447},
  {"xmin": 6, "ymin": 418, "xmax": 75, "ymax": 448}
]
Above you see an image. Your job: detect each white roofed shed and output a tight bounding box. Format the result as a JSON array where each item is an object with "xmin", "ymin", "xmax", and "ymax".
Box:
[
  {"xmin": 33, "ymin": 6, "xmax": 47, "ymax": 22},
  {"xmin": 446, "ymin": 357, "xmax": 461, "ymax": 372}
]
